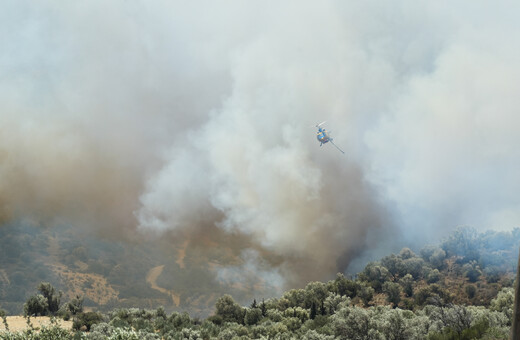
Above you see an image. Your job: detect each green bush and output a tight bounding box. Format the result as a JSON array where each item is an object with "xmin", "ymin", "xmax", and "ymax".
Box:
[{"xmin": 73, "ymin": 311, "xmax": 104, "ymax": 331}]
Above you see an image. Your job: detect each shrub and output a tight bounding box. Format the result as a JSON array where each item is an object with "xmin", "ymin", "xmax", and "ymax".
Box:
[{"xmin": 73, "ymin": 311, "xmax": 104, "ymax": 331}]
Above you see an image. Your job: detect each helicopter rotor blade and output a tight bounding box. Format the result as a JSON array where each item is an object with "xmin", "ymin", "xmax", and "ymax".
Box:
[{"xmin": 315, "ymin": 121, "xmax": 327, "ymax": 128}]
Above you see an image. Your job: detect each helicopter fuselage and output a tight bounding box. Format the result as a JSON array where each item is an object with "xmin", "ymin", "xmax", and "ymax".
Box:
[{"xmin": 317, "ymin": 128, "xmax": 331, "ymax": 145}]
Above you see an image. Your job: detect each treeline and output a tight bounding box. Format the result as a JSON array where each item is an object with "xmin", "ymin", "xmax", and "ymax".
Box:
[
  {"xmin": 357, "ymin": 227, "xmax": 518, "ymax": 309},
  {"xmin": 0, "ymin": 281, "xmax": 514, "ymax": 339}
]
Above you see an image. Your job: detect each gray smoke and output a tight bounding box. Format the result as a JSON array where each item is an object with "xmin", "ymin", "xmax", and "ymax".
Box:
[{"xmin": 1, "ymin": 0, "xmax": 519, "ymax": 288}]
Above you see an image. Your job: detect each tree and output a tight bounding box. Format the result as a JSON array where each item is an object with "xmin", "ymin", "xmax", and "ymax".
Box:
[
  {"xmin": 426, "ymin": 269, "xmax": 441, "ymax": 283},
  {"xmin": 399, "ymin": 248, "xmax": 415, "ymax": 260},
  {"xmin": 429, "ymin": 248, "xmax": 446, "ymax": 269},
  {"xmin": 358, "ymin": 284, "xmax": 374, "ymax": 307},
  {"xmin": 310, "ymin": 301, "xmax": 317, "ymax": 320},
  {"xmin": 358, "ymin": 262, "xmax": 391, "ymax": 292},
  {"xmin": 334, "ymin": 273, "xmax": 359, "ymax": 298},
  {"xmin": 415, "ymin": 284, "xmax": 452, "ymax": 307},
  {"xmin": 24, "ymin": 294, "xmax": 48, "ymax": 316},
  {"xmin": 381, "ymin": 309, "xmax": 412, "ymax": 340},
  {"xmin": 23, "ymin": 282, "xmax": 62, "ymax": 316},
  {"xmin": 325, "ymin": 293, "xmax": 350, "ymax": 315},
  {"xmin": 37, "ymin": 282, "xmax": 62, "ymax": 315},
  {"xmin": 403, "ymin": 257, "xmax": 426, "ymax": 279},
  {"xmin": 383, "ymin": 282, "xmax": 401, "ymax": 307},
  {"xmin": 420, "ymin": 245, "xmax": 437, "ymax": 261},
  {"xmin": 302, "ymin": 329, "xmax": 335, "ymax": 340},
  {"xmin": 381, "ymin": 254, "xmax": 406, "ymax": 278},
  {"xmin": 283, "ymin": 289, "xmax": 306, "ymax": 308},
  {"xmin": 244, "ymin": 308, "xmax": 262, "ymax": 326},
  {"xmin": 441, "ymin": 227, "xmax": 479, "ymax": 259},
  {"xmin": 399, "ymin": 274, "xmax": 414, "ymax": 297},
  {"xmin": 333, "ymin": 306, "xmax": 383, "ymax": 340},
  {"xmin": 490, "ymin": 287, "xmax": 514, "ymax": 321},
  {"xmin": 260, "ymin": 299, "xmax": 267, "ymax": 317},
  {"xmin": 443, "ymin": 306, "xmax": 472, "ymax": 335},
  {"xmin": 215, "ymin": 295, "xmax": 244, "ymax": 324},
  {"xmin": 463, "ymin": 263, "xmax": 482, "ymax": 283},
  {"xmin": 67, "ymin": 295, "xmax": 84, "ymax": 315},
  {"xmin": 483, "ymin": 266, "xmax": 501, "ymax": 283},
  {"xmin": 305, "ymin": 282, "xmax": 329, "ymax": 309}
]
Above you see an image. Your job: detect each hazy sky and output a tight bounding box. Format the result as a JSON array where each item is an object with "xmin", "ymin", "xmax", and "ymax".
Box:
[{"xmin": 1, "ymin": 0, "xmax": 519, "ymax": 284}]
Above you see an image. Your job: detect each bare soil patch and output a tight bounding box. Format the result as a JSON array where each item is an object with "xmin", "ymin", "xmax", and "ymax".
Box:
[{"xmin": 0, "ymin": 316, "xmax": 72, "ymax": 332}]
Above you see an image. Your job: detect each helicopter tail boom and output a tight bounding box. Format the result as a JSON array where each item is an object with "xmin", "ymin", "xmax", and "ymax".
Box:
[{"xmin": 330, "ymin": 140, "xmax": 345, "ymax": 154}]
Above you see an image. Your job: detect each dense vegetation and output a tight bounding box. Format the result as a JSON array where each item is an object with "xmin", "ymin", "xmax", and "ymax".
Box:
[
  {"xmin": 0, "ymin": 282, "xmax": 514, "ymax": 339},
  {"xmin": 1, "ymin": 226, "xmax": 519, "ymax": 339}
]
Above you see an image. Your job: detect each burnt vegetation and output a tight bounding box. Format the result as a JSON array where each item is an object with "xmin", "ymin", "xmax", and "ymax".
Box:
[{"xmin": 0, "ymin": 226, "xmax": 519, "ymax": 339}]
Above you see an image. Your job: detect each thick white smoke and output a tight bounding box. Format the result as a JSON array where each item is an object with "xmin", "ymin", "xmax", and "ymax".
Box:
[
  {"xmin": 1, "ymin": 0, "xmax": 519, "ymax": 286},
  {"xmin": 365, "ymin": 2, "xmax": 520, "ymax": 241}
]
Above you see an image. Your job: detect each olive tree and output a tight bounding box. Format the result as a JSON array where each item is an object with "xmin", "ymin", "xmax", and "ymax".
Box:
[
  {"xmin": 215, "ymin": 295, "xmax": 245, "ymax": 324},
  {"xmin": 383, "ymin": 282, "xmax": 401, "ymax": 307}
]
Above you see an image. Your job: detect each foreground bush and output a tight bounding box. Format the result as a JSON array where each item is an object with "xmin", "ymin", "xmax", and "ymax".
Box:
[{"xmin": 0, "ymin": 324, "xmax": 72, "ymax": 340}]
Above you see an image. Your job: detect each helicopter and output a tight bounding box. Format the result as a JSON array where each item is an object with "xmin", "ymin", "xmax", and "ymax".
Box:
[{"xmin": 314, "ymin": 121, "xmax": 345, "ymax": 154}]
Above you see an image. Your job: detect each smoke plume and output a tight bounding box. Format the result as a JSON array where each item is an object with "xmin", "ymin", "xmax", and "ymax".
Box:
[{"xmin": 1, "ymin": 0, "xmax": 519, "ymax": 288}]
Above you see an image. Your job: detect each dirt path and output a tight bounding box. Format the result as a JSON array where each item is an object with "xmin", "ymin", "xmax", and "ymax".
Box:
[
  {"xmin": 0, "ymin": 316, "xmax": 72, "ymax": 332},
  {"xmin": 146, "ymin": 265, "xmax": 180, "ymax": 306}
]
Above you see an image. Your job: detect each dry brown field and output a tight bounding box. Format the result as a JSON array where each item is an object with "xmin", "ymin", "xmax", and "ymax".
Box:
[{"xmin": 0, "ymin": 316, "xmax": 72, "ymax": 332}]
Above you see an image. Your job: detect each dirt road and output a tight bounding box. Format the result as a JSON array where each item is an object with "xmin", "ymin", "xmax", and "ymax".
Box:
[{"xmin": 146, "ymin": 265, "xmax": 180, "ymax": 306}]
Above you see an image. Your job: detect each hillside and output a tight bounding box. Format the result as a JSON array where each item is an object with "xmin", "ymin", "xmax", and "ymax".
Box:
[
  {"xmin": 0, "ymin": 221, "xmax": 276, "ymax": 317},
  {"xmin": 1, "ymin": 226, "xmax": 519, "ymax": 339},
  {"xmin": 1, "ymin": 223, "xmax": 519, "ymax": 318}
]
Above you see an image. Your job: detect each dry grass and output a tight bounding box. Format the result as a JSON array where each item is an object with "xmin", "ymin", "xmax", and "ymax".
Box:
[
  {"xmin": 0, "ymin": 316, "xmax": 72, "ymax": 332},
  {"xmin": 49, "ymin": 263, "xmax": 119, "ymax": 305}
]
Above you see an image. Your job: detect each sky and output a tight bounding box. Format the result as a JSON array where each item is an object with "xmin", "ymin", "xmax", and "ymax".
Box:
[{"xmin": 1, "ymin": 0, "xmax": 519, "ymax": 286}]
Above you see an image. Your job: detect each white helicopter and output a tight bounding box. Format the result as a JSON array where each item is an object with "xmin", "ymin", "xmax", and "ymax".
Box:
[{"xmin": 314, "ymin": 121, "xmax": 345, "ymax": 154}]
